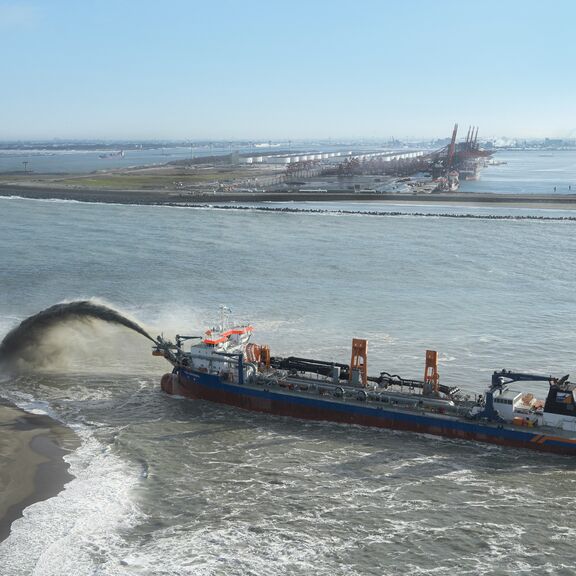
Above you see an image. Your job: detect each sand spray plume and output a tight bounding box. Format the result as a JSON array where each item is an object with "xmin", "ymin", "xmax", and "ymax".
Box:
[{"xmin": 0, "ymin": 300, "xmax": 156, "ymax": 370}]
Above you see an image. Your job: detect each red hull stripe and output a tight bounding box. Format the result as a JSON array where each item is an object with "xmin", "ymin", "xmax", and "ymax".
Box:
[{"xmin": 165, "ymin": 370, "xmax": 576, "ymax": 456}]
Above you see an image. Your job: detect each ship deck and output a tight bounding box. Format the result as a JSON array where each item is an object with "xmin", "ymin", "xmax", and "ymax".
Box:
[{"xmin": 243, "ymin": 371, "xmax": 576, "ymax": 441}]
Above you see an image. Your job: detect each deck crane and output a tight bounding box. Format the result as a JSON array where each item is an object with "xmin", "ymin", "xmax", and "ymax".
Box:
[
  {"xmin": 445, "ymin": 123, "xmax": 458, "ymax": 171},
  {"xmin": 471, "ymin": 370, "xmax": 566, "ymax": 422},
  {"xmin": 472, "ymin": 126, "xmax": 479, "ymax": 150}
]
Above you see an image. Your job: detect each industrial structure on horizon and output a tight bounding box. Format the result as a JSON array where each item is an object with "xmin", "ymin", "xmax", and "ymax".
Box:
[
  {"xmin": 332, "ymin": 123, "xmax": 494, "ymax": 191},
  {"xmin": 238, "ymin": 124, "xmax": 494, "ymax": 193},
  {"xmin": 429, "ymin": 124, "xmax": 494, "ymax": 190}
]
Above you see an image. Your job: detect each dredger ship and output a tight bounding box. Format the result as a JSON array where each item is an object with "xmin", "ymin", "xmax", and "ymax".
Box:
[{"xmin": 153, "ymin": 308, "xmax": 576, "ymax": 455}]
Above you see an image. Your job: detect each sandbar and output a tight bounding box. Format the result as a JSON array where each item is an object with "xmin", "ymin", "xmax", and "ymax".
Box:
[
  {"xmin": 2, "ymin": 184, "xmax": 576, "ymax": 210},
  {"xmin": 0, "ymin": 399, "xmax": 79, "ymax": 542}
]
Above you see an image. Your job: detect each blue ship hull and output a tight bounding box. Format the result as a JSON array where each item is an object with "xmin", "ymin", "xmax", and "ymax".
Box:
[{"xmin": 161, "ymin": 368, "xmax": 576, "ymax": 456}]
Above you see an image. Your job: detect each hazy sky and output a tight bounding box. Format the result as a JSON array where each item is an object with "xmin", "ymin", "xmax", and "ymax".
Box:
[{"xmin": 1, "ymin": 0, "xmax": 574, "ymax": 140}]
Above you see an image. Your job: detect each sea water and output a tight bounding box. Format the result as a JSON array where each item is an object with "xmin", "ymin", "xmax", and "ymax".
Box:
[
  {"xmin": 1, "ymin": 170, "xmax": 576, "ymax": 573},
  {"xmin": 459, "ymin": 150, "xmax": 576, "ymax": 195}
]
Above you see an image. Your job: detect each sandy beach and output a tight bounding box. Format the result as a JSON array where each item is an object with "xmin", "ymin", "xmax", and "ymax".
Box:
[
  {"xmin": 0, "ymin": 400, "xmax": 78, "ymax": 542},
  {"xmin": 2, "ymin": 183, "xmax": 576, "ymax": 209}
]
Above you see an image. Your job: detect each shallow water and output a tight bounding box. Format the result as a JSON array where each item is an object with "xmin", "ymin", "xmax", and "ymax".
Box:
[
  {"xmin": 0, "ymin": 145, "xmax": 243, "ymax": 173},
  {"xmin": 459, "ymin": 150, "xmax": 576, "ymax": 195},
  {"xmin": 1, "ymin": 190, "xmax": 576, "ymax": 574},
  {"xmin": 0, "ymin": 142, "xmax": 371, "ymax": 174}
]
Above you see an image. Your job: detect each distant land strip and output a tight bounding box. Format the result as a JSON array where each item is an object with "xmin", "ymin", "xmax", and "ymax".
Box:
[{"xmin": 2, "ymin": 184, "xmax": 576, "ymax": 212}]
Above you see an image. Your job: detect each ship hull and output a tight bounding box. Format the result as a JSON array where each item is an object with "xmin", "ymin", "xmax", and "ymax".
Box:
[{"xmin": 163, "ymin": 370, "xmax": 576, "ymax": 456}]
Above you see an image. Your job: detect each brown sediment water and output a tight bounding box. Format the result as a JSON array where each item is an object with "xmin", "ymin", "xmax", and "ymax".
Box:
[
  {"xmin": 0, "ymin": 300, "xmax": 155, "ymax": 369},
  {"xmin": 0, "ymin": 301, "xmax": 154, "ymax": 539},
  {"xmin": 0, "ymin": 400, "xmax": 79, "ymax": 542}
]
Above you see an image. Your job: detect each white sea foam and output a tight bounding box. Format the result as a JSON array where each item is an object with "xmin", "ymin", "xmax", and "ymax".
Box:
[
  {"xmin": 0, "ymin": 195, "xmax": 84, "ymax": 205},
  {"xmin": 0, "ymin": 427, "xmax": 142, "ymax": 576},
  {"xmin": 0, "ymin": 194, "xmax": 151, "ymax": 209},
  {"xmin": 118, "ymin": 520, "xmax": 361, "ymax": 576}
]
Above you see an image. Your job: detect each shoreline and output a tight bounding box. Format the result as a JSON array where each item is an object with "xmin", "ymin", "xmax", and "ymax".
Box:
[
  {"xmin": 0, "ymin": 398, "xmax": 79, "ymax": 543},
  {"xmin": 2, "ymin": 184, "xmax": 576, "ymax": 210}
]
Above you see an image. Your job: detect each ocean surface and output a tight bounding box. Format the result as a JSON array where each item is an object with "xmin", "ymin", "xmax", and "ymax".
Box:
[
  {"xmin": 1, "ymin": 153, "xmax": 576, "ymax": 575},
  {"xmin": 458, "ymin": 150, "xmax": 576, "ymax": 195}
]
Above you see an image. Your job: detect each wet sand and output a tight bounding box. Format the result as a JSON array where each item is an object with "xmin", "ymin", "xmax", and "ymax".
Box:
[
  {"xmin": 2, "ymin": 184, "xmax": 576, "ymax": 209},
  {"xmin": 0, "ymin": 399, "xmax": 79, "ymax": 542}
]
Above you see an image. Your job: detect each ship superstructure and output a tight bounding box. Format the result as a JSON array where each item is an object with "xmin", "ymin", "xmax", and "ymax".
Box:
[{"xmin": 153, "ymin": 308, "xmax": 576, "ymax": 455}]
